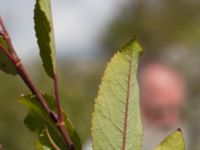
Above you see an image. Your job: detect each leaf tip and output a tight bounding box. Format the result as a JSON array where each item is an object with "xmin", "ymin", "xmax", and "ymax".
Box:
[
  {"xmin": 120, "ymin": 37, "xmax": 143, "ymax": 55},
  {"xmin": 177, "ymin": 128, "xmax": 182, "ymax": 132}
]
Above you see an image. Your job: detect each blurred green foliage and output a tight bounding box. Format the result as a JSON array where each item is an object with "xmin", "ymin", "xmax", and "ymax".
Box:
[
  {"xmin": 102, "ymin": 0, "xmax": 200, "ymax": 52},
  {"xmin": 0, "ymin": 71, "xmax": 33, "ymax": 150},
  {"xmin": 0, "ymin": 59, "xmax": 106, "ymax": 150}
]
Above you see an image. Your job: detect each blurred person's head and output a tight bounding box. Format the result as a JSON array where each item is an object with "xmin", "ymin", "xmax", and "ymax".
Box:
[{"xmin": 139, "ymin": 60, "xmax": 185, "ymax": 129}]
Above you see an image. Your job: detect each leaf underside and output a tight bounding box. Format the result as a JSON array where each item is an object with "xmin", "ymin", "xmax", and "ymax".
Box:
[
  {"xmin": 0, "ymin": 36, "xmax": 17, "ymax": 75},
  {"xmin": 91, "ymin": 39, "xmax": 143, "ymax": 150},
  {"xmin": 154, "ymin": 129, "xmax": 185, "ymax": 150},
  {"xmin": 20, "ymin": 94, "xmax": 81, "ymax": 150},
  {"xmin": 34, "ymin": 0, "xmax": 56, "ymax": 78}
]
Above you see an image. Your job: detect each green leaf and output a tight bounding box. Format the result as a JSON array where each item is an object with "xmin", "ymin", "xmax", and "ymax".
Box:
[
  {"xmin": 35, "ymin": 139, "xmax": 47, "ymax": 150},
  {"xmin": 34, "ymin": 0, "xmax": 56, "ymax": 78},
  {"xmin": 154, "ymin": 129, "xmax": 185, "ymax": 150},
  {"xmin": 91, "ymin": 39, "xmax": 143, "ymax": 150},
  {"xmin": 35, "ymin": 128, "xmax": 61, "ymax": 150},
  {"xmin": 20, "ymin": 94, "xmax": 81, "ymax": 150},
  {"xmin": 0, "ymin": 36, "xmax": 17, "ymax": 75}
]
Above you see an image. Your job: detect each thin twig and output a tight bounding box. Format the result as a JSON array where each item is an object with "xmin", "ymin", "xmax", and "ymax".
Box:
[
  {"xmin": 53, "ymin": 73, "xmax": 75, "ymax": 149},
  {"xmin": 53, "ymin": 73, "xmax": 75, "ymax": 148},
  {"xmin": 53, "ymin": 73, "xmax": 64, "ymax": 123},
  {"xmin": 0, "ymin": 43, "xmax": 54, "ymax": 120},
  {"xmin": 0, "ymin": 17, "xmax": 18, "ymax": 57},
  {"xmin": 0, "ymin": 17, "xmax": 75, "ymax": 149}
]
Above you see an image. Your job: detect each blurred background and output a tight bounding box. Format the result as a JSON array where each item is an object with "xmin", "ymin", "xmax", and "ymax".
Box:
[{"xmin": 1, "ymin": 0, "xmax": 200, "ymax": 149}]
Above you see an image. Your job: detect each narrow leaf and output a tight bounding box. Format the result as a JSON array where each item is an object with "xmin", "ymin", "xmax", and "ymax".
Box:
[
  {"xmin": 91, "ymin": 39, "xmax": 143, "ymax": 150},
  {"xmin": 35, "ymin": 128, "xmax": 61, "ymax": 150},
  {"xmin": 20, "ymin": 94, "xmax": 81, "ymax": 150},
  {"xmin": 0, "ymin": 36, "xmax": 17, "ymax": 75},
  {"xmin": 34, "ymin": 0, "xmax": 56, "ymax": 78},
  {"xmin": 154, "ymin": 129, "xmax": 185, "ymax": 150}
]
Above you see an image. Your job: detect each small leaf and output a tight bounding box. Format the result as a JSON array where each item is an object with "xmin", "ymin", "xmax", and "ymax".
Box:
[
  {"xmin": 91, "ymin": 39, "xmax": 143, "ymax": 150},
  {"xmin": 35, "ymin": 139, "xmax": 50, "ymax": 150},
  {"xmin": 34, "ymin": 0, "xmax": 56, "ymax": 78},
  {"xmin": 154, "ymin": 129, "xmax": 185, "ymax": 150},
  {"xmin": 0, "ymin": 36, "xmax": 17, "ymax": 75},
  {"xmin": 20, "ymin": 94, "xmax": 81, "ymax": 150},
  {"xmin": 35, "ymin": 128, "xmax": 61, "ymax": 150}
]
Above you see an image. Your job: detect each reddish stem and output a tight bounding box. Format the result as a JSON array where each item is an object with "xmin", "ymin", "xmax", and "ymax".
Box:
[
  {"xmin": 0, "ymin": 17, "xmax": 74, "ymax": 149},
  {"xmin": 53, "ymin": 73, "xmax": 63, "ymax": 123},
  {"xmin": 19, "ymin": 63, "xmax": 74, "ymax": 149},
  {"xmin": 0, "ymin": 17, "xmax": 18, "ymax": 57},
  {"xmin": 53, "ymin": 73, "xmax": 74, "ymax": 149},
  {"xmin": 0, "ymin": 43, "xmax": 55, "ymax": 122}
]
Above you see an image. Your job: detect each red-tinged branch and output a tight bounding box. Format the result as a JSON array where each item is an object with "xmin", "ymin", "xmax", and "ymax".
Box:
[
  {"xmin": 53, "ymin": 73, "xmax": 64, "ymax": 123},
  {"xmin": 0, "ymin": 43, "xmax": 54, "ymax": 119},
  {"xmin": 0, "ymin": 44, "xmax": 18, "ymax": 64},
  {"xmin": 0, "ymin": 17, "xmax": 8, "ymax": 35},
  {"xmin": 122, "ymin": 59, "xmax": 132, "ymax": 150},
  {"xmin": 59, "ymin": 124, "xmax": 75, "ymax": 150},
  {"xmin": 0, "ymin": 32, "xmax": 4, "ymax": 36},
  {"xmin": 0, "ymin": 18, "xmax": 51, "ymax": 117},
  {"xmin": 53, "ymin": 73, "xmax": 74, "ymax": 149},
  {"xmin": 0, "ymin": 17, "xmax": 18, "ymax": 57},
  {"xmin": 17, "ymin": 63, "xmax": 74, "ymax": 149},
  {"xmin": 18, "ymin": 64, "xmax": 52, "ymax": 114},
  {"xmin": 0, "ymin": 17, "xmax": 74, "ymax": 150}
]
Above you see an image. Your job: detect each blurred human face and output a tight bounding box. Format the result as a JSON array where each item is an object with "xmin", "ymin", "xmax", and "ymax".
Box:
[{"xmin": 140, "ymin": 64, "xmax": 185, "ymax": 129}]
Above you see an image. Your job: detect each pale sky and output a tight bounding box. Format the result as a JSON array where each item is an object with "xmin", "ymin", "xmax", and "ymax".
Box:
[{"xmin": 0, "ymin": 0, "xmax": 131, "ymax": 61}]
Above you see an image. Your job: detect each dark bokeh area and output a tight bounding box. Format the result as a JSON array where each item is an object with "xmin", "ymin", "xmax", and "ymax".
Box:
[{"xmin": 1, "ymin": 0, "xmax": 200, "ymax": 149}]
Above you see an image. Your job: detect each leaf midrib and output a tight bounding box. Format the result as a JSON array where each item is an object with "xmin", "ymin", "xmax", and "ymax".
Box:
[{"xmin": 122, "ymin": 57, "xmax": 133, "ymax": 150}]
